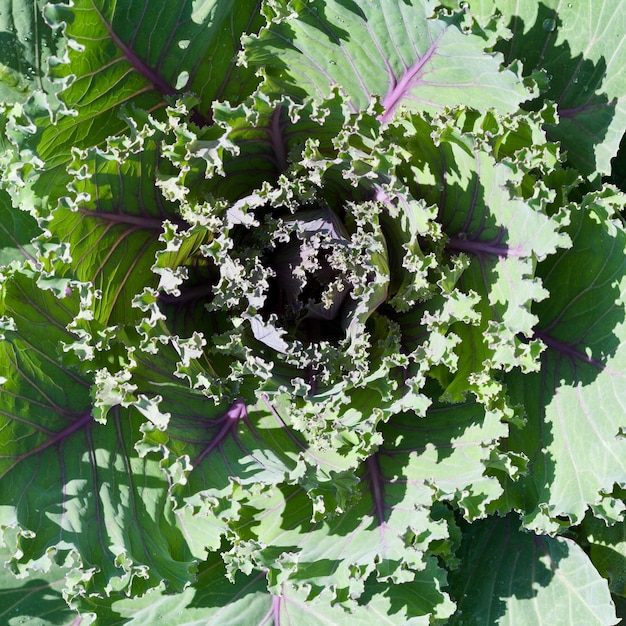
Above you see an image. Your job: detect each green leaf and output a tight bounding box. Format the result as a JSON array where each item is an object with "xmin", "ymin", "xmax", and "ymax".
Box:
[
  {"xmin": 130, "ymin": 362, "xmax": 310, "ymax": 495},
  {"xmin": 0, "ymin": 0, "xmax": 63, "ymax": 105},
  {"xmin": 95, "ymin": 553, "xmax": 453, "ymax": 625},
  {"xmin": 15, "ymin": 0, "xmax": 263, "ymax": 209},
  {"xmin": 82, "ymin": 554, "xmax": 270, "ymax": 625},
  {"xmin": 392, "ymin": 109, "xmax": 568, "ymax": 398},
  {"xmin": 46, "ymin": 0, "xmax": 263, "ymax": 123},
  {"xmin": 0, "ymin": 189, "xmax": 40, "ymax": 266},
  {"xmin": 609, "ymin": 133, "xmax": 626, "ymax": 192},
  {"xmin": 0, "ymin": 270, "xmax": 196, "ymax": 605},
  {"xmin": 476, "ymin": 0, "xmax": 626, "ymax": 178},
  {"xmin": 448, "ymin": 514, "xmax": 620, "ymax": 626},
  {"xmin": 2, "ymin": 2, "xmax": 625, "ymax": 623},
  {"xmin": 0, "ymin": 540, "xmax": 81, "ymax": 626},
  {"xmin": 246, "ymin": 0, "xmax": 531, "ymax": 120},
  {"xmin": 380, "ymin": 394, "xmax": 509, "ymax": 520},
  {"xmin": 229, "ymin": 482, "xmax": 443, "ymax": 599},
  {"xmin": 583, "ymin": 508, "xmax": 626, "ymax": 598},
  {"xmin": 499, "ymin": 189, "xmax": 626, "ymax": 527},
  {"xmin": 226, "ymin": 395, "xmax": 507, "ymax": 602},
  {"xmin": 44, "ymin": 107, "xmax": 194, "ymax": 327}
]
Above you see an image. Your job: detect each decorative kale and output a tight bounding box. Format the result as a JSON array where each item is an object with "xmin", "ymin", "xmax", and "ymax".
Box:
[{"xmin": 0, "ymin": 1, "xmax": 624, "ymax": 624}]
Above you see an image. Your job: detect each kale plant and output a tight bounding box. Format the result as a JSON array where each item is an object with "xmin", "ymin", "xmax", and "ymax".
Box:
[{"xmin": 0, "ymin": 0, "xmax": 624, "ymax": 624}]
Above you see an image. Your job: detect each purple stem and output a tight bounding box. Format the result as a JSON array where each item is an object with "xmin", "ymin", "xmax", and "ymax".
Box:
[
  {"xmin": 271, "ymin": 594, "xmax": 281, "ymax": 623},
  {"xmin": 78, "ymin": 208, "xmax": 185, "ymax": 230},
  {"xmin": 91, "ymin": 3, "xmax": 176, "ymax": 97},
  {"xmin": 366, "ymin": 453, "xmax": 386, "ymax": 526},
  {"xmin": 379, "ymin": 40, "xmax": 440, "ymax": 124},
  {"xmin": 195, "ymin": 399, "xmax": 247, "ymax": 465},
  {"xmin": 3, "ymin": 412, "xmax": 93, "ymax": 477},
  {"xmin": 559, "ymin": 99, "xmax": 615, "ymax": 119},
  {"xmin": 259, "ymin": 593, "xmax": 282, "ymax": 626},
  {"xmin": 534, "ymin": 330, "xmax": 606, "ymax": 370},
  {"xmin": 447, "ymin": 236, "xmax": 521, "ymax": 258},
  {"xmin": 268, "ymin": 106, "xmax": 288, "ymax": 172}
]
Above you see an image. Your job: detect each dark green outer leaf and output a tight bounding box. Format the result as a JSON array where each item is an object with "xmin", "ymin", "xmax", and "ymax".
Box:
[
  {"xmin": 45, "ymin": 0, "xmax": 263, "ymax": 123},
  {"xmin": 448, "ymin": 514, "xmax": 619, "ymax": 626},
  {"xmin": 608, "ymin": 132, "xmax": 626, "ymax": 192},
  {"xmin": 583, "ymin": 510, "xmax": 626, "ymax": 598}
]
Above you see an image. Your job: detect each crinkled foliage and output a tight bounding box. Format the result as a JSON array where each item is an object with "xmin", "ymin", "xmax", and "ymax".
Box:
[{"xmin": 0, "ymin": 0, "xmax": 624, "ymax": 625}]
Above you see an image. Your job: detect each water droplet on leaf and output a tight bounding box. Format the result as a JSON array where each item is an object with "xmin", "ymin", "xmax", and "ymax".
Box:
[{"xmin": 542, "ymin": 18, "xmax": 557, "ymax": 32}]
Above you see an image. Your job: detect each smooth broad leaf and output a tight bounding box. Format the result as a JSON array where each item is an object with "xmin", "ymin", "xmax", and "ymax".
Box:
[
  {"xmin": 498, "ymin": 189, "xmax": 626, "ymax": 527},
  {"xmin": 44, "ymin": 0, "xmax": 263, "ymax": 131},
  {"xmin": 447, "ymin": 513, "xmax": 619, "ymax": 626},
  {"xmin": 0, "ymin": 270, "xmax": 196, "ymax": 604},
  {"xmin": 471, "ymin": 0, "xmax": 626, "ymax": 178},
  {"xmin": 245, "ymin": 0, "xmax": 531, "ymax": 121}
]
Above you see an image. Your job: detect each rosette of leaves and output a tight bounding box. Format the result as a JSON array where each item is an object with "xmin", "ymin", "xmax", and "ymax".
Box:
[{"xmin": 0, "ymin": 1, "xmax": 625, "ymax": 625}]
